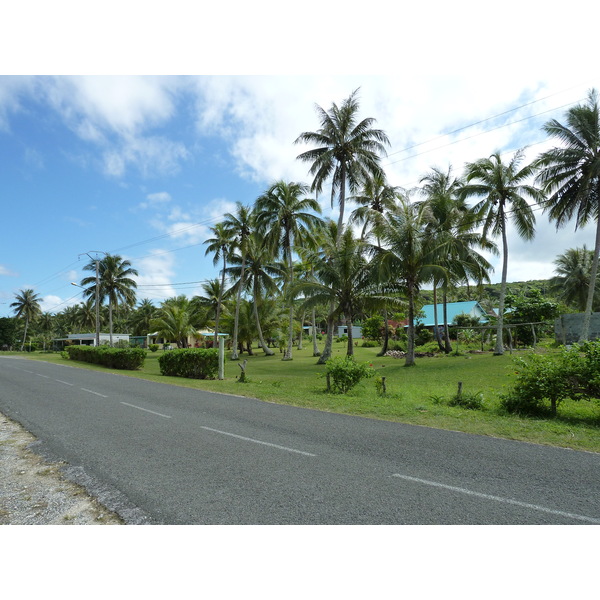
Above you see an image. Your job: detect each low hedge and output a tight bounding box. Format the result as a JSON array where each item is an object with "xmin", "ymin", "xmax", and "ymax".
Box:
[
  {"xmin": 66, "ymin": 346, "xmax": 146, "ymax": 370},
  {"xmin": 158, "ymin": 348, "xmax": 219, "ymax": 379}
]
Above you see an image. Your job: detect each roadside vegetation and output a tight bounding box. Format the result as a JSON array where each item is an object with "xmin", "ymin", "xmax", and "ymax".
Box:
[{"xmin": 9, "ymin": 339, "xmax": 600, "ymax": 454}]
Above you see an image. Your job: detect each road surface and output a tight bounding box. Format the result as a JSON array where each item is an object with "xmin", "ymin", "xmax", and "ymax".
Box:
[{"xmin": 0, "ymin": 356, "xmax": 598, "ymax": 524}]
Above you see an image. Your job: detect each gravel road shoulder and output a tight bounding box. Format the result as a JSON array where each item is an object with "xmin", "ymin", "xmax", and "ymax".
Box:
[{"xmin": 0, "ymin": 412, "xmax": 123, "ymax": 525}]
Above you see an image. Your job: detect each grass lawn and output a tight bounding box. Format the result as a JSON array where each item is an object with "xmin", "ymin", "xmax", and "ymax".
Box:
[{"xmin": 12, "ymin": 342, "xmax": 600, "ymax": 453}]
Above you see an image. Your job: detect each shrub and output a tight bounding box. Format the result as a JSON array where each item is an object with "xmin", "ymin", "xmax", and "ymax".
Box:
[
  {"xmin": 335, "ymin": 334, "xmax": 348, "ymax": 344},
  {"xmin": 324, "ymin": 356, "xmax": 375, "ymax": 393},
  {"xmin": 500, "ymin": 341, "xmax": 600, "ymax": 416},
  {"xmin": 449, "ymin": 390, "xmax": 484, "ymax": 410},
  {"xmin": 158, "ymin": 348, "xmax": 218, "ymax": 379},
  {"xmin": 66, "ymin": 346, "xmax": 146, "ymax": 370},
  {"xmin": 361, "ymin": 340, "xmax": 379, "ymax": 348},
  {"xmin": 149, "ymin": 344, "xmax": 160, "ymax": 352}
]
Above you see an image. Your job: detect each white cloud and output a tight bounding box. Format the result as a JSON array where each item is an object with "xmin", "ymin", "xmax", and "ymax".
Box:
[
  {"xmin": 0, "ymin": 265, "xmax": 17, "ymax": 277},
  {"xmin": 134, "ymin": 251, "xmax": 177, "ymax": 302}
]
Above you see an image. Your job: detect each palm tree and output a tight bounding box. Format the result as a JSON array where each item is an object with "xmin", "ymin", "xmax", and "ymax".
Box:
[
  {"xmin": 76, "ymin": 297, "xmax": 98, "ymax": 332},
  {"xmin": 255, "ymin": 180, "xmax": 323, "ymax": 360},
  {"xmin": 461, "ymin": 150, "xmax": 543, "ymax": 355},
  {"xmin": 371, "ymin": 197, "xmax": 440, "ymax": 367},
  {"xmin": 295, "ymin": 88, "xmax": 390, "ymax": 242},
  {"xmin": 128, "ymin": 299, "xmax": 158, "ymax": 337},
  {"xmin": 11, "ymin": 289, "xmax": 42, "ymax": 351},
  {"xmin": 81, "ymin": 254, "xmax": 138, "ymax": 346},
  {"xmin": 349, "ymin": 173, "xmax": 402, "ymax": 354},
  {"xmin": 551, "ymin": 246, "xmax": 598, "ymax": 312},
  {"xmin": 226, "ymin": 233, "xmax": 284, "ymax": 356},
  {"xmin": 222, "ymin": 202, "xmax": 254, "ymax": 360},
  {"xmin": 151, "ymin": 301, "xmax": 197, "ymax": 348},
  {"xmin": 204, "ymin": 222, "xmax": 234, "ymax": 346},
  {"xmin": 420, "ymin": 166, "xmax": 496, "ymax": 353},
  {"xmin": 534, "ymin": 89, "xmax": 600, "ymax": 341}
]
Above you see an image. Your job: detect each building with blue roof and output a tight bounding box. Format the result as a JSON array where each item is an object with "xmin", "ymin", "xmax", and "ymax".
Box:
[{"xmin": 413, "ymin": 301, "xmax": 489, "ymax": 327}]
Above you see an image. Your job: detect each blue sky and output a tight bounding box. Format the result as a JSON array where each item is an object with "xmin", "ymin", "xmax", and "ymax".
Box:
[{"xmin": 1, "ymin": 4, "xmax": 599, "ymax": 318}]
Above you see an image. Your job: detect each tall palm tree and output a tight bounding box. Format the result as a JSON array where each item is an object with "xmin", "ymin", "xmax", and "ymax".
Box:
[
  {"xmin": 76, "ymin": 297, "xmax": 98, "ymax": 332},
  {"xmin": 551, "ymin": 246, "xmax": 598, "ymax": 312},
  {"xmin": 11, "ymin": 289, "xmax": 42, "ymax": 351},
  {"xmin": 255, "ymin": 180, "xmax": 323, "ymax": 360},
  {"xmin": 81, "ymin": 254, "xmax": 138, "ymax": 346},
  {"xmin": 461, "ymin": 150, "xmax": 543, "ymax": 355},
  {"xmin": 349, "ymin": 173, "xmax": 402, "ymax": 355},
  {"xmin": 420, "ymin": 166, "xmax": 496, "ymax": 353},
  {"xmin": 222, "ymin": 202, "xmax": 254, "ymax": 360},
  {"xmin": 151, "ymin": 302, "xmax": 197, "ymax": 348},
  {"xmin": 295, "ymin": 88, "xmax": 390, "ymax": 242},
  {"xmin": 535, "ymin": 89, "xmax": 600, "ymax": 341},
  {"xmin": 204, "ymin": 222, "xmax": 234, "ymax": 346},
  {"xmin": 371, "ymin": 197, "xmax": 440, "ymax": 367},
  {"xmin": 226, "ymin": 233, "xmax": 284, "ymax": 356}
]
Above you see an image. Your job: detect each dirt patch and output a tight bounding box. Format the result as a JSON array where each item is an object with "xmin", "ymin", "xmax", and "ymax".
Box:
[{"xmin": 0, "ymin": 413, "xmax": 123, "ymax": 525}]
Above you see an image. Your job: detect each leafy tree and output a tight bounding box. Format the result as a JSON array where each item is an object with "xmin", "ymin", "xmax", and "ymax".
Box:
[
  {"xmin": 10, "ymin": 289, "xmax": 42, "ymax": 351},
  {"xmin": 461, "ymin": 150, "xmax": 543, "ymax": 355},
  {"xmin": 504, "ymin": 289, "xmax": 559, "ymax": 346},
  {"xmin": 255, "ymin": 180, "xmax": 323, "ymax": 360},
  {"xmin": 128, "ymin": 299, "xmax": 158, "ymax": 336},
  {"xmin": 535, "ymin": 89, "xmax": 600, "ymax": 341},
  {"xmin": 0, "ymin": 317, "xmax": 18, "ymax": 349},
  {"xmin": 151, "ymin": 299, "xmax": 198, "ymax": 348},
  {"xmin": 295, "ymin": 88, "xmax": 390, "ymax": 242}
]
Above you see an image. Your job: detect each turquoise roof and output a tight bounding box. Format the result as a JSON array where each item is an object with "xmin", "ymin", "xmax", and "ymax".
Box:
[{"xmin": 415, "ymin": 301, "xmax": 488, "ymax": 327}]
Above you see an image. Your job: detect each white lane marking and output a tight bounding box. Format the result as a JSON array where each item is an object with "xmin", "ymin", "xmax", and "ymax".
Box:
[
  {"xmin": 200, "ymin": 426, "xmax": 316, "ymax": 457},
  {"xmin": 121, "ymin": 402, "xmax": 172, "ymax": 419},
  {"xmin": 392, "ymin": 473, "xmax": 600, "ymax": 524},
  {"xmin": 54, "ymin": 379, "xmax": 74, "ymax": 386},
  {"xmin": 80, "ymin": 388, "xmax": 108, "ymax": 398},
  {"xmin": 36, "ymin": 373, "xmax": 50, "ymax": 379}
]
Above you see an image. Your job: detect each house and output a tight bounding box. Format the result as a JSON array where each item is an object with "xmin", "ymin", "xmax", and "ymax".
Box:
[
  {"xmin": 337, "ymin": 325, "xmax": 363, "ymax": 338},
  {"xmin": 53, "ymin": 333, "xmax": 130, "ymax": 349},
  {"xmin": 412, "ymin": 301, "xmax": 489, "ymax": 328}
]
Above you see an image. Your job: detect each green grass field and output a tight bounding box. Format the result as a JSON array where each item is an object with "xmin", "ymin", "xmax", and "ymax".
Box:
[{"xmin": 13, "ymin": 342, "xmax": 600, "ymax": 453}]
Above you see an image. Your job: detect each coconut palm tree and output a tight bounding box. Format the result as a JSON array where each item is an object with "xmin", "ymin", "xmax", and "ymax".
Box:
[
  {"xmin": 204, "ymin": 222, "xmax": 234, "ymax": 346},
  {"xmin": 420, "ymin": 166, "xmax": 496, "ymax": 352},
  {"xmin": 551, "ymin": 246, "xmax": 599, "ymax": 312},
  {"xmin": 151, "ymin": 301, "xmax": 197, "ymax": 348},
  {"xmin": 226, "ymin": 233, "xmax": 284, "ymax": 356},
  {"xmin": 461, "ymin": 150, "xmax": 543, "ymax": 355},
  {"xmin": 295, "ymin": 88, "xmax": 390, "ymax": 242},
  {"xmin": 371, "ymin": 197, "xmax": 441, "ymax": 367},
  {"xmin": 81, "ymin": 254, "xmax": 138, "ymax": 346},
  {"xmin": 255, "ymin": 180, "xmax": 323, "ymax": 360},
  {"xmin": 128, "ymin": 299, "xmax": 158, "ymax": 337},
  {"xmin": 11, "ymin": 289, "xmax": 42, "ymax": 351},
  {"xmin": 535, "ymin": 89, "xmax": 600, "ymax": 341},
  {"xmin": 222, "ymin": 202, "xmax": 254, "ymax": 360}
]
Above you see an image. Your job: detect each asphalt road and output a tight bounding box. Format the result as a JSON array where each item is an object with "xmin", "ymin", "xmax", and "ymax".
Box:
[{"xmin": 0, "ymin": 356, "xmax": 598, "ymax": 525}]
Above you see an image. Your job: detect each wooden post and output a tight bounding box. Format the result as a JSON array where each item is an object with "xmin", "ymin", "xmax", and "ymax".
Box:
[
  {"xmin": 238, "ymin": 359, "xmax": 248, "ymax": 382},
  {"xmin": 457, "ymin": 381, "xmax": 463, "ymax": 401},
  {"xmin": 326, "ymin": 373, "xmax": 331, "ymax": 391},
  {"xmin": 507, "ymin": 327, "xmax": 513, "ymax": 354},
  {"xmin": 381, "ymin": 376, "xmax": 386, "ymax": 395}
]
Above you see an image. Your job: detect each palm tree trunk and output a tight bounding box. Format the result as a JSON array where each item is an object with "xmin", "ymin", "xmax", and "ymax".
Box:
[
  {"xmin": 20, "ymin": 318, "xmax": 29, "ymax": 352},
  {"xmin": 346, "ymin": 313, "xmax": 354, "ymax": 356},
  {"xmin": 214, "ymin": 254, "xmax": 226, "ymax": 347},
  {"xmin": 405, "ymin": 282, "xmax": 416, "ymax": 367},
  {"xmin": 297, "ymin": 310, "xmax": 305, "ymax": 350},
  {"xmin": 231, "ymin": 257, "xmax": 246, "ymax": 360},
  {"xmin": 109, "ymin": 302, "xmax": 114, "ymax": 347},
  {"xmin": 283, "ymin": 251, "xmax": 294, "ymax": 360},
  {"xmin": 317, "ymin": 312, "xmax": 334, "ymax": 364},
  {"xmin": 336, "ymin": 164, "xmax": 347, "ymax": 243},
  {"xmin": 495, "ymin": 215, "xmax": 509, "ymax": 355},
  {"xmin": 378, "ymin": 308, "xmax": 390, "ymax": 356},
  {"xmin": 433, "ymin": 283, "xmax": 444, "ymax": 352},
  {"xmin": 579, "ymin": 215, "xmax": 600, "ymax": 342},
  {"xmin": 253, "ymin": 280, "xmax": 274, "ymax": 356},
  {"xmin": 312, "ymin": 308, "xmax": 320, "ymax": 356},
  {"xmin": 443, "ymin": 289, "xmax": 452, "ymax": 354}
]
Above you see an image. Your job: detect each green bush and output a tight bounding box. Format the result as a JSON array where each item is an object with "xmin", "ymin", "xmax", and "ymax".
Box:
[
  {"xmin": 158, "ymin": 348, "xmax": 218, "ymax": 379},
  {"xmin": 335, "ymin": 334, "xmax": 348, "ymax": 344},
  {"xmin": 449, "ymin": 390, "xmax": 484, "ymax": 410},
  {"xmin": 149, "ymin": 344, "xmax": 160, "ymax": 352},
  {"xmin": 501, "ymin": 341, "xmax": 600, "ymax": 416},
  {"xmin": 66, "ymin": 346, "xmax": 146, "ymax": 370},
  {"xmin": 324, "ymin": 356, "xmax": 375, "ymax": 393},
  {"xmin": 361, "ymin": 340, "xmax": 379, "ymax": 348}
]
